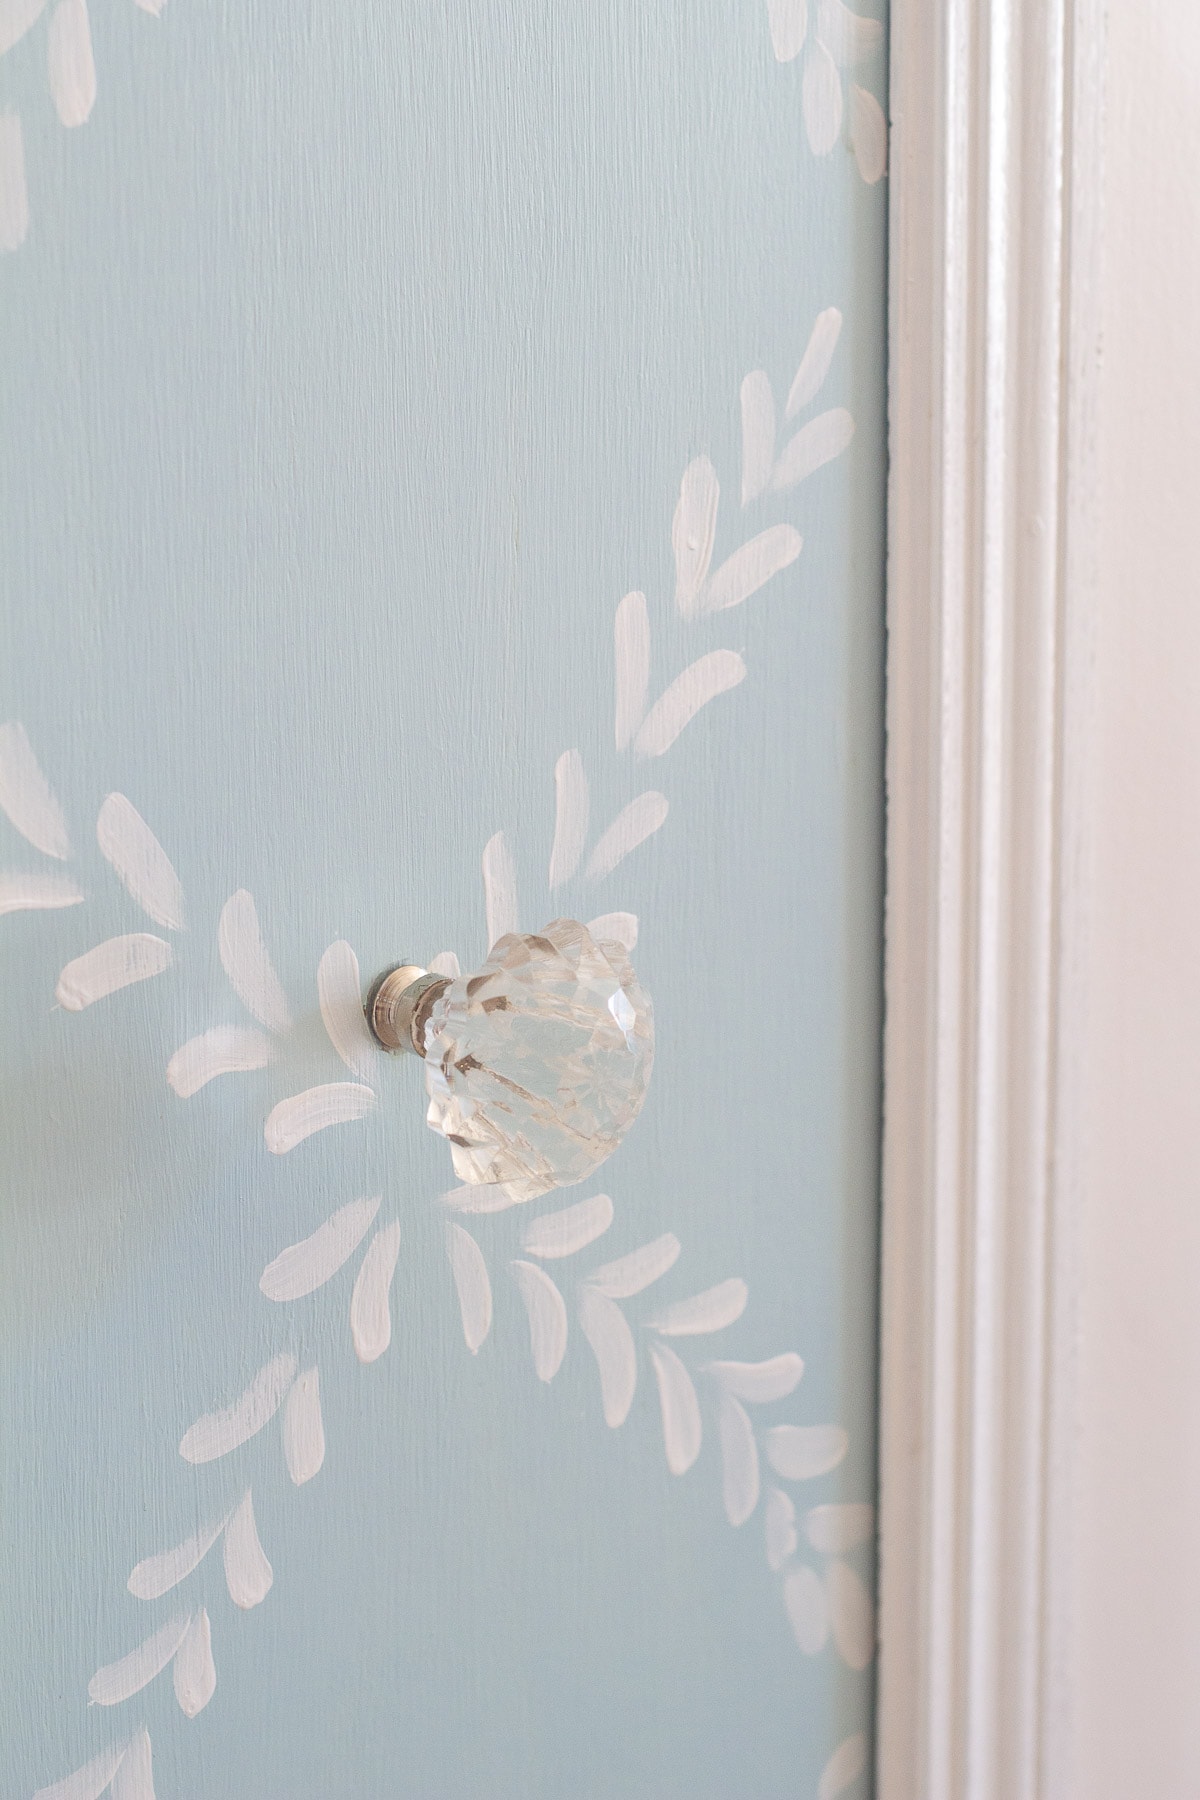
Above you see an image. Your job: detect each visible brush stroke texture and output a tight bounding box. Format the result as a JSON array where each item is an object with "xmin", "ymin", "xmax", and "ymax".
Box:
[
  {"xmin": 765, "ymin": 1422, "xmax": 849, "ymax": 1481},
  {"xmin": 439, "ymin": 1181, "xmax": 524, "ymax": 1215},
  {"xmin": 110, "ymin": 1730, "xmax": 154, "ymax": 1800},
  {"xmin": 167, "ymin": 1026, "xmax": 273, "ymax": 1098},
  {"xmin": 548, "ymin": 750, "xmax": 589, "ymax": 889},
  {"xmin": 587, "ymin": 1232, "xmax": 680, "ymax": 1298},
  {"xmin": 264, "ymin": 1082, "xmax": 376, "ymax": 1154},
  {"xmin": 646, "ymin": 1278, "xmax": 748, "ymax": 1336},
  {"xmin": 0, "ymin": 871, "xmax": 83, "ymax": 915},
  {"xmin": 482, "ymin": 830, "xmax": 518, "ymax": 948},
  {"xmin": 850, "ymin": 84, "xmax": 887, "ymax": 183},
  {"xmin": 128, "ymin": 1517, "xmax": 225, "ymax": 1600},
  {"xmin": 802, "ymin": 38, "xmax": 842, "ymax": 153},
  {"xmin": 787, "ymin": 307, "xmax": 842, "ymax": 418},
  {"xmin": 96, "ymin": 793, "xmax": 182, "ymax": 927},
  {"xmin": 88, "ymin": 1615, "xmax": 189, "ymax": 1706},
  {"xmin": 0, "ymin": 113, "xmax": 28, "ymax": 252},
  {"xmin": 350, "ymin": 1221, "xmax": 401, "ymax": 1363},
  {"xmin": 783, "ymin": 1564, "xmax": 828, "ymax": 1655},
  {"xmin": 429, "ymin": 950, "xmax": 460, "ymax": 978},
  {"xmin": 223, "ymin": 1491, "xmax": 272, "ymax": 1610},
  {"xmin": 818, "ymin": 1731, "xmax": 868, "ymax": 1800},
  {"xmin": 827, "ymin": 1560, "xmax": 874, "ymax": 1669},
  {"xmin": 32, "ymin": 1745, "xmax": 124, "ymax": 1800},
  {"xmin": 577, "ymin": 1286, "xmax": 637, "ymax": 1427},
  {"xmin": 447, "ymin": 1223, "xmax": 492, "ymax": 1353},
  {"xmin": 511, "ymin": 1260, "xmax": 568, "ymax": 1382},
  {"xmin": 740, "ymin": 372, "xmax": 776, "ymax": 504},
  {"xmin": 806, "ymin": 1501, "xmax": 874, "ymax": 1553},
  {"xmin": 317, "ymin": 940, "xmax": 377, "ymax": 1080},
  {"xmin": 766, "ymin": 0, "xmax": 807, "ymax": 60},
  {"xmin": 0, "ymin": 721, "xmax": 70, "ymax": 856},
  {"xmin": 260, "ymin": 1196, "xmax": 381, "ymax": 1301},
  {"xmin": 707, "ymin": 1353, "xmax": 805, "ymax": 1403},
  {"xmin": 0, "ymin": 0, "xmax": 48, "ymax": 56},
  {"xmin": 173, "ymin": 1609, "xmax": 216, "ymax": 1718},
  {"xmin": 179, "ymin": 1353, "xmax": 297, "ymax": 1465},
  {"xmin": 648, "ymin": 1342, "xmax": 702, "ymax": 1475},
  {"xmin": 613, "ymin": 591, "xmax": 650, "ymax": 750},
  {"xmin": 700, "ymin": 528, "xmax": 803, "ymax": 616},
  {"xmin": 672, "ymin": 456, "xmax": 719, "ymax": 616},
  {"xmin": 521, "ymin": 1193, "xmax": 613, "ymax": 1259},
  {"xmin": 585, "ymin": 792, "xmax": 668, "ymax": 881},
  {"xmin": 47, "ymin": 0, "xmax": 95, "ymax": 126},
  {"xmin": 217, "ymin": 890, "xmax": 292, "ymax": 1033},
  {"xmin": 817, "ymin": 0, "xmax": 883, "ymax": 63},
  {"xmin": 283, "ymin": 1368, "xmax": 325, "ymax": 1485},
  {"xmin": 773, "ymin": 409, "xmax": 855, "ymax": 492},
  {"xmin": 56, "ymin": 934, "xmax": 171, "ymax": 1010},
  {"xmin": 586, "ymin": 911, "xmax": 638, "ymax": 952},
  {"xmin": 765, "ymin": 1486, "xmax": 798, "ymax": 1571},
  {"xmin": 634, "ymin": 652, "xmax": 747, "ymax": 758},
  {"xmin": 718, "ymin": 1392, "xmax": 760, "ymax": 1526}
]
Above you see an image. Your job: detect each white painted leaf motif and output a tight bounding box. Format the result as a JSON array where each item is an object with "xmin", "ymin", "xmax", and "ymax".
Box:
[
  {"xmin": 47, "ymin": 0, "xmax": 95, "ymax": 126},
  {"xmin": 167, "ymin": 1026, "xmax": 274, "ymax": 1098},
  {"xmin": 522, "ymin": 1193, "xmax": 614, "ymax": 1260},
  {"xmin": 0, "ymin": 871, "xmax": 83, "ymax": 915},
  {"xmin": 179, "ymin": 1352, "xmax": 297, "ymax": 1465},
  {"xmin": 88, "ymin": 1615, "xmax": 190, "ymax": 1706},
  {"xmin": 818, "ymin": 1731, "xmax": 868, "ymax": 1800},
  {"xmin": 259, "ymin": 1196, "xmax": 381, "ymax": 1302},
  {"xmin": 765, "ymin": 1486, "xmax": 799, "ymax": 1571},
  {"xmin": 765, "ymin": 1422, "xmax": 849, "ymax": 1481},
  {"xmin": 217, "ymin": 890, "xmax": 292, "ymax": 1033},
  {"xmin": 827, "ymin": 1559, "xmax": 875, "ymax": 1669},
  {"xmin": 0, "ymin": 0, "xmax": 48, "ymax": 55},
  {"xmin": 672, "ymin": 456, "xmax": 719, "ymax": 616},
  {"xmin": 223, "ymin": 1490, "xmax": 273, "ymax": 1610},
  {"xmin": 634, "ymin": 651, "xmax": 747, "ymax": 758},
  {"xmin": 110, "ymin": 1729, "xmax": 154, "ymax": 1800},
  {"xmin": 806, "ymin": 1501, "xmax": 875, "ymax": 1553},
  {"xmin": 850, "ymin": 83, "xmax": 887, "ymax": 183},
  {"xmin": 283, "ymin": 1368, "xmax": 325, "ymax": 1485},
  {"xmin": 482, "ymin": 830, "xmax": 519, "ymax": 948},
  {"xmin": 740, "ymin": 371, "xmax": 776, "ymax": 504},
  {"xmin": 783, "ymin": 1563, "xmax": 828, "ymax": 1654},
  {"xmin": 585, "ymin": 792, "xmax": 668, "ymax": 882},
  {"xmin": 439, "ymin": 1181, "xmax": 524, "ymax": 1215},
  {"xmin": 317, "ymin": 940, "xmax": 378, "ymax": 1080},
  {"xmin": 766, "ymin": 0, "xmax": 807, "ymax": 61},
  {"xmin": 706, "ymin": 1353, "xmax": 805, "ymax": 1403},
  {"xmin": 32, "ymin": 1745, "xmax": 124, "ymax": 1800},
  {"xmin": 132, "ymin": 0, "xmax": 163, "ymax": 13},
  {"xmin": 816, "ymin": 0, "xmax": 883, "ymax": 65},
  {"xmin": 587, "ymin": 1232, "xmax": 681, "ymax": 1298},
  {"xmin": 698, "ymin": 526, "xmax": 803, "ymax": 616},
  {"xmin": 586, "ymin": 911, "xmax": 638, "ymax": 953},
  {"xmin": 773, "ymin": 408, "xmax": 855, "ymax": 491},
  {"xmin": 429, "ymin": 950, "xmax": 461, "ymax": 978},
  {"xmin": 511, "ymin": 1260, "xmax": 568, "ymax": 1382},
  {"xmin": 350, "ymin": 1221, "xmax": 401, "ymax": 1363},
  {"xmin": 447, "ymin": 1222, "xmax": 492, "ymax": 1353},
  {"xmin": 264, "ymin": 1082, "xmax": 376, "ymax": 1154},
  {"xmin": 172, "ymin": 1609, "xmax": 216, "ymax": 1718},
  {"xmin": 128, "ymin": 1516, "xmax": 225, "ymax": 1600},
  {"xmin": 786, "ymin": 307, "xmax": 843, "ymax": 418},
  {"xmin": 0, "ymin": 721, "xmax": 70, "ymax": 857},
  {"xmin": 614, "ymin": 590, "xmax": 650, "ymax": 750},
  {"xmin": 649, "ymin": 1342, "xmax": 702, "ymax": 1475},
  {"xmin": 718, "ymin": 1392, "xmax": 760, "ymax": 1526},
  {"xmin": 802, "ymin": 36, "xmax": 843, "ymax": 155},
  {"xmin": 56, "ymin": 935, "xmax": 172, "ymax": 1011},
  {"xmin": 646, "ymin": 1278, "xmax": 748, "ymax": 1337},
  {"xmin": 96, "ymin": 793, "xmax": 182, "ymax": 929},
  {"xmin": 577, "ymin": 1286, "xmax": 637, "ymax": 1427},
  {"xmin": 0, "ymin": 113, "xmax": 29, "ymax": 254},
  {"xmin": 548, "ymin": 750, "xmax": 589, "ymax": 889}
]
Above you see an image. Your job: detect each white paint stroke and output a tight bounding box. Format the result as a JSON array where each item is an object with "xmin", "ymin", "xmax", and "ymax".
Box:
[
  {"xmin": 548, "ymin": 750, "xmax": 589, "ymax": 889},
  {"xmin": 577, "ymin": 1286, "xmax": 637, "ymax": 1428},
  {"xmin": 0, "ymin": 0, "xmax": 48, "ymax": 56},
  {"xmin": 429, "ymin": 949, "xmax": 461, "ymax": 978},
  {"xmin": 766, "ymin": 0, "xmax": 807, "ymax": 60},
  {"xmin": 260, "ymin": 1196, "xmax": 381, "ymax": 1302},
  {"xmin": 283, "ymin": 1367, "xmax": 325, "ymax": 1486},
  {"xmin": 317, "ymin": 940, "xmax": 378, "ymax": 1080},
  {"xmin": 648, "ymin": 1341, "xmax": 702, "ymax": 1475},
  {"xmin": 217, "ymin": 889, "xmax": 292, "ymax": 1034},
  {"xmin": 439, "ymin": 1181, "xmax": 524, "ymax": 1215},
  {"xmin": 482, "ymin": 830, "xmax": 518, "ymax": 949},
  {"xmin": 672, "ymin": 456, "xmax": 719, "ymax": 617},
  {"xmin": 32, "ymin": 1744, "xmax": 124, "ymax": 1800},
  {"xmin": 786, "ymin": 307, "xmax": 843, "ymax": 418},
  {"xmin": 634, "ymin": 651, "xmax": 747, "ymax": 757},
  {"xmin": 223, "ymin": 1490, "xmax": 272, "ymax": 1610},
  {"xmin": 816, "ymin": 0, "xmax": 883, "ymax": 64},
  {"xmin": 740, "ymin": 371, "xmax": 776, "ymax": 505},
  {"xmin": 264, "ymin": 1081, "xmax": 376, "ymax": 1154},
  {"xmin": 614, "ymin": 590, "xmax": 650, "ymax": 750},
  {"xmin": 806, "ymin": 1501, "xmax": 875, "ymax": 1554},
  {"xmin": 166, "ymin": 1025, "xmax": 273, "ymax": 1098},
  {"xmin": 521, "ymin": 1193, "xmax": 613, "ymax": 1260},
  {"xmin": 172, "ymin": 1609, "xmax": 215, "ymax": 1719},
  {"xmin": 699, "ymin": 525, "xmax": 803, "ymax": 616},
  {"xmin": 110, "ymin": 1729, "xmax": 153, "ymax": 1800},
  {"xmin": 0, "ymin": 112, "xmax": 28, "ymax": 253},
  {"xmin": 96, "ymin": 792, "xmax": 182, "ymax": 925},
  {"xmin": 447, "ymin": 1222, "xmax": 492, "ymax": 1353},
  {"xmin": 88, "ymin": 1615, "xmax": 189, "ymax": 1706},
  {"xmin": 765, "ymin": 1486, "xmax": 798, "ymax": 1572},
  {"xmin": 56, "ymin": 934, "xmax": 171, "ymax": 1011},
  {"xmin": 764, "ymin": 1422, "xmax": 849, "ymax": 1481},
  {"xmin": 511, "ymin": 1260, "xmax": 568, "ymax": 1382},
  {"xmin": 350, "ymin": 1220, "xmax": 401, "ymax": 1363},
  {"xmin": 132, "ymin": 0, "xmax": 163, "ymax": 13},
  {"xmin": 587, "ymin": 1232, "xmax": 680, "ymax": 1299},
  {"xmin": 818, "ymin": 1731, "xmax": 868, "ymax": 1800},
  {"xmin": 802, "ymin": 36, "xmax": 843, "ymax": 153},
  {"xmin": 179, "ymin": 1352, "xmax": 297, "ymax": 1465},
  {"xmin": 827, "ymin": 1559, "xmax": 875, "ymax": 1669},
  {"xmin": 0, "ymin": 721, "xmax": 69, "ymax": 856},
  {"xmin": 128, "ymin": 1517, "xmax": 225, "ymax": 1601},
  {"xmin": 47, "ymin": 0, "xmax": 94, "ymax": 125},
  {"xmin": 706, "ymin": 1353, "xmax": 805, "ymax": 1404},
  {"xmin": 850, "ymin": 83, "xmax": 887, "ymax": 183},
  {"xmin": 0, "ymin": 871, "xmax": 83, "ymax": 915},
  {"xmin": 586, "ymin": 911, "xmax": 638, "ymax": 952},
  {"xmin": 783, "ymin": 1563, "xmax": 828, "ymax": 1655},
  {"xmin": 585, "ymin": 792, "xmax": 668, "ymax": 882},
  {"xmin": 718, "ymin": 1391, "xmax": 760, "ymax": 1526},
  {"xmin": 645, "ymin": 1277, "xmax": 748, "ymax": 1337},
  {"xmin": 773, "ymin": 408, "xmax": 855, "ymax": 491}
]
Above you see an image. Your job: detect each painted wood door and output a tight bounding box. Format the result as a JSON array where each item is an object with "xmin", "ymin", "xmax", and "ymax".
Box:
[{"xmin": 1, "ymin": 4, "xmax": 887, "ymax": 1795}]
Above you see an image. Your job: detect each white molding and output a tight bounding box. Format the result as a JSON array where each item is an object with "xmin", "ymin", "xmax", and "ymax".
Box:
[{"xmin": 877, "ymin": 0, "xmax": 1105, "ymax": 1794}]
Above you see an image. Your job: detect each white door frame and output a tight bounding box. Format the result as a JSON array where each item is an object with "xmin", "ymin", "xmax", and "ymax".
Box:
[{"xmin": 877, "ymin": 0, "xmax": 1105, "ymax": 1793}]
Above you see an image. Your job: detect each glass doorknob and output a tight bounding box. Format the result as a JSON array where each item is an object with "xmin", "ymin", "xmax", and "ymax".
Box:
[{"xmin": 366, "ymin": 918, "xmax": 654, "ymax": 1200}]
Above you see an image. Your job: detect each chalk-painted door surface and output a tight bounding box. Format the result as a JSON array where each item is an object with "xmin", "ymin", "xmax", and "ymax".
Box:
[{"xmin": 1, "ymin": 4, "xmax": 887, "ymax": 1795}]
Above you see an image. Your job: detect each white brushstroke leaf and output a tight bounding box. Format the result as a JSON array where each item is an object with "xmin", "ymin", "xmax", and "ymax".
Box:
[
  {"xmin": 0, "ymin": 0, "xmax": 48, "ymax": 55},
  {"xmin": 47, "ymin": 0, "xmax": 94, "ymax": 126},
  {"xmin": 850, "ymin": 83, "xmax": 887, "ymax": 183},
  {"xmin": 88, "ymin": 1616, "xmax": 189, "ymax": 1706},
  {"xmin": 0, "ymin": 871, "xmax": 83, "ymax": 915},
  {"xmin": 0, "ymin": 113, "xmax": 28, "ymax": 253},
  {"xmin": 110, "ymin": 1729, "xmax": 154, "ymax": 1800},
  {"xmin": 447, "ymin": 1222, "xmax": 492, "ymax": 1353},
  {"xmin": 816, "ymin": 0, "xmax": 883, "ymax": 65},
  {"xmin": 522, "ymin": 1193, "xmax": 614, "ymax": 1260},
  {"xmin": 482, "ymin": 830, "xmax": 518, "ymax": 948},
  {"xmin": 765, "ymin": 1422, "xmax": 849, "ymax": 1481},
  {"xmin": 511, "ymin": 1260, "xmax": 568, "ymax": 1382},
  {"xmin": 317, "ymin": 940, "xmax": 378, "ymax": 1080},
  {"xmin": 166, "ymin": 1025, "xmax": 273, "ymax": 1098},
  {"xmin": 740, "ymin": 371, "xmax": 776, "ymax": 504},
  {"xmin": 172, "ymin": 1609, "xmax": 215, "ymax": 1718},
  {"xmin": 429, "ymin": 950, "xmax": 461, "ymax": 978},
  {"xmin": 718, "ymin": 1392, "xmax": 760, "ymax": 1526},
  {"xmin": 128, "ymin": 1517, "xmax": 225, "ymax": 1601},
  {"xmin": 179, "ymin": 1352, "xmax": 297, "ymax": 1465},
  {"xmin": 818, "ymin": 1731, "xmax": 868, "ymax": 1800},
  {"xmin": 264, "ymin": 1081, "xmax": 376, "ymax": 1154},
  {"xmin": 577, "ymin": 1286, "xmax": 637, "ymax": 1427},
  {"xmin": 646, "ymin": 1277, "xmax": 748, "ymax": 1337},
  {"xmin": 32, "ymin": 1745, "xmax": 124, "ymax": 1800},
  {"xmin": 217, "ymin": 890, "xmax": 291, "ymax": 1033},
  {"xmin": 649, "ymin": 1341, "xmax": 702, "ymax": 1475},
  {"xmin": 786, "ymin": 307, "xmax": 843, "ymax": 418},
  {"xmin": 260, "ymin": 1196, "xmax": 381, "ymax": 1302},
  {"xmin": 548, "ymin": 750, "xmax": 589, "ymax": 889},
  {"xmin": 698, "ymin": 526, "xmax": 803, "ymax": 616},
  {"xmin": 766, "ymin": 0, "xmax": 807, "ymax": 60},
  {"xmin": 282, "ymin": 1367, "xmax": 325, "ymax": 1485},
  {"xmin": 614, "ymin": 590, "xmax": 650, "ymax": 750},
  {"xmin": 0, "ymin": 721, "xmax": 69, "ymax": 857},
  {"xmin": 765, "ymin": 1486, "xmax": 798, "ymax": 1571},
  {"xmin": 585, "ymin": 792, "xmax": 668, "ymax": 882},
  {"xmin": 95, "ymin": 793, "xmax": 182, "ymax": 928},
  {"xmin": 56, "ymin": 934, "xmax": 171, "ymax": 1011},
  {"xmin": 783, "ymin": 1563, "xmax": 828, "ymax": 1654},
  {"xmin": 672, "ymin": 456, "xmax": 719, "ymax": 617},
  {"xmin": 806, "ymin": 1501, "xmax": 875, "ymax": 1553},
  {"xmin": 773, "ymin": 408, "xmax": 855, "ymax": 490},
  {"xmin": 827, "ymin": 1559, "xmax": 875, "ymax": 1669},
  {"xmin": 587, "ymin": 1232, "xmax": 681, "ymax": 1298},
  {"xmin": 350, "ymin": 1220, "xmax": 401, "ymax": 1363},
  {"xmin": 223, "ymin": 1491, "xmax": 272, "ymax": 1610},
  {"xmin": 439, "ymin": 1181, "xmax": 525, "ymax": 1215},
  {"xmin": 634, "ymin": 651, "xmax": 747, "ymax": 758},
  {"xmin": 802, "ymin": 36, "xmax": 843, "ymax": 154},
  {"xmin": 706, "ymin": 1353, "xmax": 805, "ymax": 1403},
  {"xmin": 586, "ymin": 911, "xmax": 638, "ymax": 952}
]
